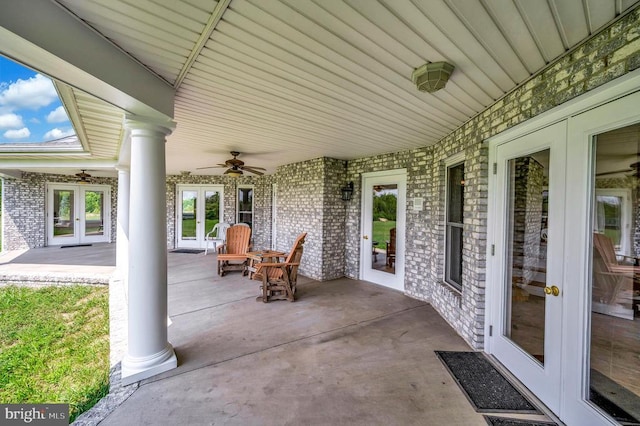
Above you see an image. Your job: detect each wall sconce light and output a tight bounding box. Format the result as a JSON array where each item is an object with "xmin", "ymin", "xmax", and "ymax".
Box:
[
  {"xmin": 341, "ymin": 181, "xmax": 354, "ymax": 201},
  {"xmin": 411, "ymin": 61, "xmax": 455, "ymax": 93}
]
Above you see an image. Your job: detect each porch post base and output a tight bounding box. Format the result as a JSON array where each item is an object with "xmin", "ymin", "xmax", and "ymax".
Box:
[{"xmin": 121, "ymin": 344, "xmax": 177, "ymax": 386}]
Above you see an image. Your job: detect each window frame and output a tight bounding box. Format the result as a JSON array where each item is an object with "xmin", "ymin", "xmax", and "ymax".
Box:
[{"xmin": 444, "ymin": 153, "xmax": 465, "ymax": 291}]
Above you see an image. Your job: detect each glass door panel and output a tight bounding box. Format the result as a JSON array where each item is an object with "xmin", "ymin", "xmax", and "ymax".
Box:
[
  {"xmin": 204, "ymin": 190, "xmax": 220, "ymax": 235},
  {"xmin": 84, "ymin": 190, "xmax": 104, "ymax": 237},
  {"xmin": 589, "ymin": 124, "xmax": 640, "ymax": 423},
  {"xmin": 181, "ymin": 190, "xmax": 197, "ymax": 240},
  {"xmin": 370, "ymin": 184, "xmax": 398, "ymax": 274},
  {"xmin": 505, "ymin": 150, "xmax": 549, "ymax": 364},
  {"xmin": 53, "ymin": 189, "xmax": 75, "ymax": 239}
]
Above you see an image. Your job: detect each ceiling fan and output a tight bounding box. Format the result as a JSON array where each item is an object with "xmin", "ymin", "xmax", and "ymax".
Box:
[
  {"xmin": 196, "ymin": 151, "xmax": 266, "ymax": 176},
  {"xmin": 596, "ymin": 161, "xmax": 640, "ymax": 178},
  {"xmin": 75, "ymin": 170, "xmax": 92, "ymax": 183}
]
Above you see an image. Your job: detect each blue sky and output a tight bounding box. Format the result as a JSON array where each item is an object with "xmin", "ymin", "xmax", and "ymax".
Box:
[{"xmin": 0, "ymin": 55, "xmax": 75, "ymax": 144}]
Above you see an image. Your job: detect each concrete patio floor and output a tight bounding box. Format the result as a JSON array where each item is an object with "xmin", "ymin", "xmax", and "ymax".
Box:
[{"xmin": 0, "ymin": 245, "xmax": 558, "ymax": 425}]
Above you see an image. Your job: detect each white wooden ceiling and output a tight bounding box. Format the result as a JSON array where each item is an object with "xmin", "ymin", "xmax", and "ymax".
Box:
[{"xmin": 52, "ymin": 0, "xmax": 640, "ymax": 175}]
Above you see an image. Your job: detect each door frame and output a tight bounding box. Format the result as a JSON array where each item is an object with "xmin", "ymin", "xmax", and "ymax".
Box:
[
  {"xmin": 176, "ymin": 184, "xmax": 224, "ymax": 249},
  {"xmin": 486, "ymin": 70, "xmax": 640, "ymax": 424},
  {"xmin": 46, "ymin": 182, "xmax": 111, "ymax": 246},
  {"xmin": 360, "ymin": 169, "xmax": 406, "ymax": 291}
]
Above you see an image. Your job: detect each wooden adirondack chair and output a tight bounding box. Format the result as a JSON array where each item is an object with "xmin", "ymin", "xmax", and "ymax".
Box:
[
  {"xmin": 217, "ymin": 225, "xmax": 252, "ymax": 276},
  {"xmin": 592, "ymin": 232, "xmax": 639, "ymax": 317},
  {"xmin": 253, "ymin": 232, "xmax": 306, "ymax": 302}
]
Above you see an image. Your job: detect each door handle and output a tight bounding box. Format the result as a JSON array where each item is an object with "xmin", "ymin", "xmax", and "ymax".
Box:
[
  {"xmin": 363, "ymin": 235, "xmax": 369, "ymax": 240},
  {"xmin": 544, "ymin": 285, "xmax": 560, "ymax": 297}
]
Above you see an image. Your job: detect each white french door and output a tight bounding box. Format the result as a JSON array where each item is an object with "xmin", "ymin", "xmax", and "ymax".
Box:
[
  {"xmin": 561, "ymin": 90, "xmax": 640, "ymax": 426},
  {"xmin": 489, "ymin": 122, "xmax": 567, "ymax": 414},
  {"xmin": 177, "ymin": 185, "xmax": 223, "ymax": 249},
  {"xmin": 489, "ymin": 89, "xmax": 640, "ymax": 426},
  {"xmin": 47, "ymin": 183, "xmax": 111, "ymax": 245},
  {"xmin": 360, "ymin": 169, "xmax": 406, "ymax": 291}
]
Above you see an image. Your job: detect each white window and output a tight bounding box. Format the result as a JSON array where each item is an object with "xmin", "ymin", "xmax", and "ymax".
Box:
[
  {"xmin": 445, "ymin": 157, "xmax": 465, "ymax": 290},
  {"xmin": 237, "ymin": 185, "xmax": 254, "ymax": 228}
]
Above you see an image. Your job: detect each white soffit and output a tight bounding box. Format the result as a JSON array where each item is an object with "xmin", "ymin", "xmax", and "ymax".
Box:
[{"xmin": 53, "ymin": 0, "xmax": 640, "ymax": 175}]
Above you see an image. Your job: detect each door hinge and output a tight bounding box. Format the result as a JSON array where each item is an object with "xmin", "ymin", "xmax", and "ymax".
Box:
[
  {"xmin": 493, "ymin": 162, "xmax": 497, "ymax": 175},
  {"xmin": 489, "ymin": 325, "xmax": 493, "ymax": 336},
  {"xmin": 491, "ymin": 244, "xmax": 495, "ymax": 256}
]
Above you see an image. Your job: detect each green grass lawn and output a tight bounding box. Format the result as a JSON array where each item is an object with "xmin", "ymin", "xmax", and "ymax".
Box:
[
  {"xmin": 0, "ymin": 285, "xmax": 110, "ymax": 422},
  {"xmin": 372, "ymin": 221, "xmax": 396, "ymax": 247},
  {"xmin": 181, "ymin": 219, "xmax": 219, "ymax": 238}
]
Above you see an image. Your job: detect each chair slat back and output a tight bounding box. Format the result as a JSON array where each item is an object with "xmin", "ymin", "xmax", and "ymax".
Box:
[
  {"xmin": 225, "ymin": 225, "xmax": 251, "ymax": 254},
  {"xmin": 593, "ymin": 232, "xmax": 618, "ymax": 272}
]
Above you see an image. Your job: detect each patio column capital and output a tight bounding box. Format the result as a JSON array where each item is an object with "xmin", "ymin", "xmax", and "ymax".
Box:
[{"xmin": 124, "ymin": 115, "xmax": 176, "ymax": 138}]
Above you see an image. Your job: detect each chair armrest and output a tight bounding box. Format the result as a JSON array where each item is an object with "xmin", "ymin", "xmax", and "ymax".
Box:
[
  {"xmin": 607, "ymin": 264, "xmax": 640, "ymax": 274},
  {"xmin": 217, "ymin": 244, "xmax": 227, "ymax": 254},
  {"xmin": 256, "ymin": 262, "xmax": 299, "ymax": 268}
]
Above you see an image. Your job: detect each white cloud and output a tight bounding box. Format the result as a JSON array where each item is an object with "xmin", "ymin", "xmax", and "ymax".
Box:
[
  {"xmin": 0, "ymin": 74, "xmax": 58, "ymax": 111},
  {"xmin": 46, "ymin": 106, "xmax": 68, "ymax": 123},
  {"xmin": 43, "ymin": 127, "xmax": 75, "ymax": 140},
  {"xmin": 4, "ymin": 127, "xmax": 30, "ymax": 139},
  {"xmin": 0, "ymin": 113, "xmax": 24, "ymax": 129}
]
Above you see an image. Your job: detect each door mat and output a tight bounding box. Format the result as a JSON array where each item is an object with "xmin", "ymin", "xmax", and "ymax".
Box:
[
  {"xmin": 60, "ymin": 244, "xmax": 93, "ymax": 248},
  {"xmin": 484, "ymin": 416, "xmax": 556, "ymax": 426},
  {"xmin": 171, "ymin": 249, "xmax": 205, "ymax": 254},
  {"xmin": 435, "ymin": 351, "xmax": 540, "ymax": 414}
]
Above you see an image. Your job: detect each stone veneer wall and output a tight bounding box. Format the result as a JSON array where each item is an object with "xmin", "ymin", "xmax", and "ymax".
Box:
[
  {"xmin": 164, "ymin": 174, "xmax": 272, "ymax": 250},
  {"xmin": 272, "ymin": 157, "xmax": 346, "ymax": 281},
  {"xmin": 321, "ymin": 158, "xmax": 348, "ymax": 280},
  {"xmin": 344, "ymin": 6, "xmax": 640, "ymax": 349},
  {"xmin": 3, "ymin": 172, "xmax": 117, "ymax": 250}
]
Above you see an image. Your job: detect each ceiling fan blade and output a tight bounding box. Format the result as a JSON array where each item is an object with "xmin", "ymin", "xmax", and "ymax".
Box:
[
  {"xmin": 196, "ymin": 164, "xmax": 227, "ymax": 170},
  {"xmin": 596, "ymin": 169, "xmax": 634, "ymax": 177},
  {"xmin": 241, "ymin": 167, "xmax": 264, "ymax": 176},
  {"xmin": 241, "ymin": 165, "xmax": 266, "ymax": 171}
]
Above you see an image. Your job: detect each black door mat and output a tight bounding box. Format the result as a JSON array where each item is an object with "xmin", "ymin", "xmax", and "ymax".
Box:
[
  {"xmin": 61, "ymin": 244, "xmax": 93, "ymax": 248},
  {"xmin": 171, "ymin": 249, "xmax": 205, "ymax": 254},
  {"xmin": 484, "ymin": 416, "xmax": 557, "ymax": 426},
  {"xmin": 435, "ymin": 351, "xmax": 540, "ymax": 414}
]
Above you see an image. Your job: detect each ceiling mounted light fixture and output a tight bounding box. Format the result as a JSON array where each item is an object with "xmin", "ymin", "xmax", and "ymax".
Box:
[{"xmin": 411, "ymin": 61, "xmax": 455, "ymax": 93}]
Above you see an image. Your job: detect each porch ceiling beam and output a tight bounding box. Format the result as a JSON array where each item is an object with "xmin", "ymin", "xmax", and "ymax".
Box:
[
  {"xmin": 174, "ymin": 0, "xmax": 232, "ymax": 90},
  {"xmin": 0, "ymin": 0, "xmax": 175, "ymax": 120},
  {"xmin": 0, "ymin": 159, "xmax": 117, "ymax": 169}
]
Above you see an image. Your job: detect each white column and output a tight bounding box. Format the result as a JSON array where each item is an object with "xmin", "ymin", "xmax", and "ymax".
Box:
[
  {"xmin": 121, "ymin": 116, "xmax": 177, "ymax": 385},
  {"xmin": 115, "ymin": 166, "xmax": 130, "ymax": 285}
]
